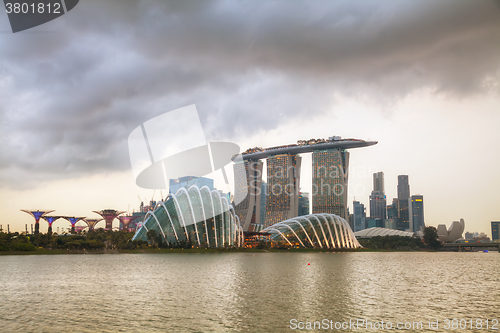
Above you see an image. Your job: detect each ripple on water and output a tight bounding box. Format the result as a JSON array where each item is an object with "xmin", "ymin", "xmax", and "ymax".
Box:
[{"xmin": 0, "ymin": 252, "xmax": 498, "ymax": 332}]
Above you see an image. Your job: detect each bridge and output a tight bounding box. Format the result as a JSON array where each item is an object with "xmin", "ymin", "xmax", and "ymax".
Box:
[{"xmin": 443, "ymin": 242, "xmax": 500, "ymax": 251}]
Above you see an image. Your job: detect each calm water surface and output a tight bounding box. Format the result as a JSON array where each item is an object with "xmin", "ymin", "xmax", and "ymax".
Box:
[{"xmin": 0, "ymin": 252, "xmax": 498, "ymax": 332}]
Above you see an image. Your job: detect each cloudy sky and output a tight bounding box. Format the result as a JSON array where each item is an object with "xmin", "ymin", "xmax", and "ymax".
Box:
[{"xmin": 0, "ymin": 0, "xmax": 499, "ymax": 235}]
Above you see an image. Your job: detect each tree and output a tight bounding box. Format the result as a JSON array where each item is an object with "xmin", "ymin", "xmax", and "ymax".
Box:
[
  {"xmin": 146, "ymin": 229, "xmax": 158, "ymax": 247},
  {"xmin": 423, "ymin": 226, "xmax": 442, "ymax": 250}
]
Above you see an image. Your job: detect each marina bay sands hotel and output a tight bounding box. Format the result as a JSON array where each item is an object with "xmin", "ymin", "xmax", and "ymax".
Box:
[{"xmin": 233, "ymin": 136, "xmax": 377, "ymax": 232}]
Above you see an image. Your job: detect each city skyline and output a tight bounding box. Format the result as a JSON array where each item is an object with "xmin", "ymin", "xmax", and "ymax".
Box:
[{"xmin": 0, "ymin": 1, "xmax": 499, "ymax": 237}]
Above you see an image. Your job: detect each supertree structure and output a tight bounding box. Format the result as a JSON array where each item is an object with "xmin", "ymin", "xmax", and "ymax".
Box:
[
  {"xmin": 117, "ymin": 215, "xmax": 141, "ymax": 231},
  {"xmin": 92, "ymin": 210, "xmax": 125, "ymax": 230},
  {"xmin": 62, "ymin": 216, "xmax": 86, "ymax": 234},
  {"xmin": 41, "ymin": 216, "xmax": 62, "ymax": 235},
  {"xmin": 21, "ymin": 210, "xmax": 55, "ymax": 234},
  {"xmin": 83, "ymin": 218, "xmax": 103, "ymax": 232}
]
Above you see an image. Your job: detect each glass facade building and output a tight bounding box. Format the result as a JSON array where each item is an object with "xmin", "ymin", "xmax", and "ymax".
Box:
[
  {"xmin": 298, "ymin": 192, "xmax": 310, "ymax": 217},
  {"xmin": 397, "ymin": 175, "xmax": 410, "ymax": 201},
  {"xmin": 410, "ymin": 195, "xmax": 425, "ymax": 232},
  {"xmin": 492, "ymin": 221, "xmax": 500, "ymax": 242},
  {"xmin": 265, "ymin": 154, "xmax": 302, "ymax": 228},
  {"xmin": 397, "ymin": 199, "xmax": 410, "ymax": 231},
  {"xmin": 311, "ymin": 149, "xmax": 349, "ymax": 220},
  {"xmin": 353, "ymin": 200, "xmax": 366, "ymax": 232},
  {"xmin": 261, "ymin": 213, "xmax": 361, "ymax": 249},
  {"xmin": 397, "ymin": 175, "xmax": 410, "ymax": 231},
  {"xmin": 369, "ymin": 172, "xmax": 387, "ymax": 220},
  {"xmin": 133, "ymin": 185, "xmax": 243, "ymax": 247}
]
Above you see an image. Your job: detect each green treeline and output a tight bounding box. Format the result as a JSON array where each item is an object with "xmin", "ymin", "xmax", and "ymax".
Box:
[
  {"xmin": 358, "ymin": 235, "xmax": 423, "ymax": 250},
  {"xmin": 0, "ymin": 229, "xmax": 148, "ymax": 251},
  {"xmin": 358, "ymin": 227, "xmax": 442, "ymax": 250},
  {"xmin": 0, "ymin": 226, "xmax": 443, "ymax": 252}
]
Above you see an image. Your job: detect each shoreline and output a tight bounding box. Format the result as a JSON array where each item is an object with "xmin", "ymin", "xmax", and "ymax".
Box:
[{"xmin": 0, "ymin": 248, "xmax": 452, "ymax": 255}]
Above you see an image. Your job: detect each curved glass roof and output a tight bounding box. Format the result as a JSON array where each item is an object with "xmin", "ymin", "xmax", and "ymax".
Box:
[
  {"xmin": 261, "ymin": 213, "xmax": 361, "ymax": 249},
  {"xmin": 354, "ymin": 227, "xmax": 415, "ymax": 238},
  {"xmin": 133, "ymin": 185, "xmax": 243, "ymax": 247}
]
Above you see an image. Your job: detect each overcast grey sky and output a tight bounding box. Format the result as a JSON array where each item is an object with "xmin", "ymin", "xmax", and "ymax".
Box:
[{"xmin": 1, "ymin": 0, "xmax": 499, "ymax": 235}]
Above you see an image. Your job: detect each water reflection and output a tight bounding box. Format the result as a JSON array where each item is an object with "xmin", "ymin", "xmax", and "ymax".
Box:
[{"xmin": 0, "ymin": 252, "xmax": 498, "ymax": 332}]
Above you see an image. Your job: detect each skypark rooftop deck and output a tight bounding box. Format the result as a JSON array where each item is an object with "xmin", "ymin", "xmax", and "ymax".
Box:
[{"xmin": 239, "ymin": 137, "xmax": 377, "ymax": 160}]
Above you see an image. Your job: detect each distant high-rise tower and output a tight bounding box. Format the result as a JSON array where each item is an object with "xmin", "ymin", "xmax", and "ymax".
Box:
[
  {"xmin": 298, "ymin": 192, "xmax": 310, "ymax": 217},
  {"xmin": 312, "ymin": 149, "xmax": 349, "ymax": 220},
  {"xmin": 398, "ymin": 175, "xmax": 410, "ymax": 200},
  {"xmin": 386, "ymin": 198, "xmax": 399, "ymax": 230},
  {"xmin": 492, "ymin": 221, "xmax": 500, "ymax": 242},
  {"xmin": 369, "ymin": 172, "xmax": 386, "ymax": 219},
  {"xmin": 397, "ymin": 175, "xmax": 410, "ymax": 231},
  {"xmin": 409, "ymin": 195, "xmax": 424, "ymax": 232},
  {"xmin": 233, "ymin": 159, "xmax": 264, "ymax": 231},
  {"xmin": 265, "ymin": 154, "xmax": 301, "ymax": 228},
  {"xmin": 353, "ymin": 201, "xmax": 366, "ymax": 232},
  {"xmin": 374, "ymin": 172, "xmax": 385, "ymax": 193}
]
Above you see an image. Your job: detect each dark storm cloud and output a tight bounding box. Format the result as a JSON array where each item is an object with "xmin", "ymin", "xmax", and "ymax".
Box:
[{"xmin": 0, "ymin": 0, "xmax": 499, "ymax": 188}]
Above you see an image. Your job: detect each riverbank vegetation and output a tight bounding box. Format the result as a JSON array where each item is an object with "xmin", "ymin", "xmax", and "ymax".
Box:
[{"xmin": 0, "ymin": 226, "xmax": 443, "ymax": 254}]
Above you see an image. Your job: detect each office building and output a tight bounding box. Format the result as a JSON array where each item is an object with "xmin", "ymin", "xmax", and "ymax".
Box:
[
  {"xmin": 312, "ymin": 149, "xmax": 349, "ymax": 220},
  {"xmin": 298, "ymin": 192, "xmax": 310, "ymax": 217},
  {"xmin": 492, "ymin": 221, "xmax": 500, "ymax": 242},
  {"xmin": 369, "ymin": 172, "xmax": 387, "ymax": 220},
  {"xmin": 384, "ymin": 219, "xmax": 397, "ymax": 229},
  {"xmin": 410, "ymin": 195, "xmax": 425, "ymax": 232},
  {"xmin": 397, "ymin": 175, "xmax": 410, "ymax": 231},
  {"xmin": 353, "ymin": 200, "xmax": 366, "ymax": 232},
  {"xmin": 397, "ymin": 175, "xmax": 410, "ymax": 201},
  {"xmin": 367, "ymin": 218, "xmax": 384, "ymax": 228},
  {"xmin": 387, "ymin": 199, "xmax": 399, "ymax": 220}
]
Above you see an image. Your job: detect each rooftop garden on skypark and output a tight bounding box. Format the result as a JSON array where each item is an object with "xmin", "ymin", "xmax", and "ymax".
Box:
[{"xmin": 241, "ymin": 136, "xmax": 367, "ymax": 155}]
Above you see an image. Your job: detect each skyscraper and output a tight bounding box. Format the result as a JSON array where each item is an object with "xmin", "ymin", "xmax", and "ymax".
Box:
[
  {"xmin": 265, "ymin": 154, "xmax": 301, "ymax": 228},
  {"xmin": 398, "ymin": 175, "xmax": 410, "ymax": 200},
  {"xmin": 353, "ymin": 200, "xmax": 366, "ymax": 232},
  {"xmin": 386, "ymin": 198, "xmax": 399, "ymax": 230},
  {"xmin": 369, "ymin": 172, "xmax": 386, "ymax": 219},
  {"xmin": 492, "ymin": 221, "xmax": 500, "ymax": 242},
  {"xmin": 374, "ymin": 172, "xmax": 385, "ymax": 193},
  {"xmin": 298, "ymin": 192, "xmax": 310, "ymax": 217},
  {"xmin": 233, "ymin": 159, "xmax": 264, "ymax": 231},
  {"xmin": 397, "ymin": 175, "xmax": 410, "ymax": 231},
  {"xmin": 312, "ymin": 149, "xmax": 349, "ymax": 220},
  {"xmin": 410, "ymin": 195, "xmax": 425, "ymax": 232}
]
